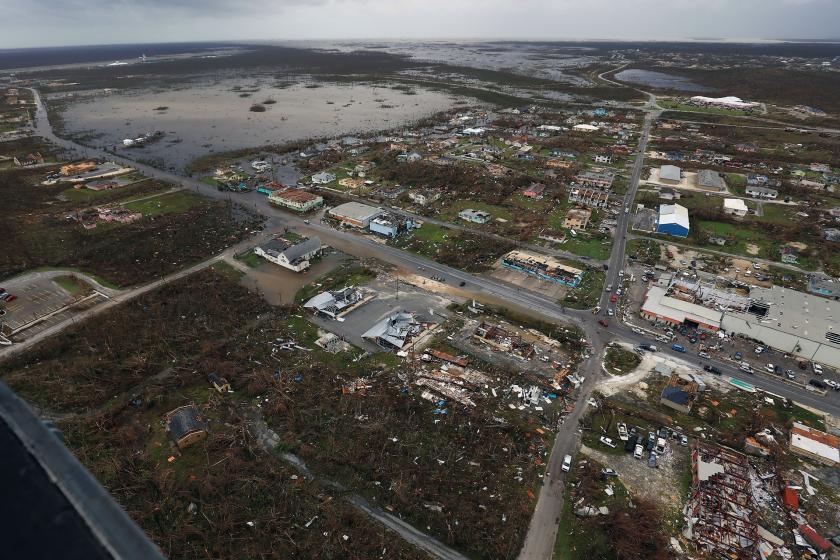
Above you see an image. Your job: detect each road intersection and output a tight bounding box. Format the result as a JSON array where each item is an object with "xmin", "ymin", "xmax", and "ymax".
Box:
[{"xmin": 20, "ymin": 88, "xmax": 840, "ymax": 560}]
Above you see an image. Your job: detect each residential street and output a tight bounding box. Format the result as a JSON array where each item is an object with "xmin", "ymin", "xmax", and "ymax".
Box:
[{"xmin": 22, "ymin": 87, "xmax": 840, "ymax": 560}]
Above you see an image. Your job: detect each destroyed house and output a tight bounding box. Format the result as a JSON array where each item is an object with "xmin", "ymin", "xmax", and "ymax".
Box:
[
  {"xmin": 164, "ymin": 405, "xmax": 208, "ymax": 449},
  {"xmin": 362, "ymin": 312, "xmax": 426, "ymax": 350},
  {"xmin": 369, "ymin": 213, "xmax": 413, "ymax": 238},
  {"xmin": 472, "ymin": 322, "xmax": 535, "ymax": 358},
  {"xmin": 659, "ymin": 373, "xmax": 698, "ymax": 414},
  {"xmin": 686, "ymin": 441, "xmax": 760, "ymax": 559},
  {"xmin": 303, "ymin": 287, "xmax": 365, "ymax": 319},
  {"xmin": 501, "ymin": 250, "xmax": 583, "ymax": 287}
]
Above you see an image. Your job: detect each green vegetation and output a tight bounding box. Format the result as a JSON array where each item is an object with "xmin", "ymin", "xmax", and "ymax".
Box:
[
  {"xmin": 124, "ymin": 190, "xmax": 202, "ymax": 216},
  {"xmin": 52, "ymin": 275, "xmax": 91, "ymax": 297},
  {"xmin": 562, "ymin": 234, "xmax": 612, "ymax": 260},
  {"xmin": 0, "ymin": 167, "xmax": 262, "ymax": 286},
  {"xmin": 294, "ymin": 261, "xmax": 375, "ymax": 303},
  {"xmin": 391, "ymin": 226, "xmax": 513, "ymax": 273},
  {"xmin": 440, "ymin": 199, "xmax": 513, "ymax": 222},
  {"xmin": 627, "ymin": 237, "xmax": 661, "ymax": 265},
  {"xmin": 235, "ymin": 250, "xmax": 265, "ymax": 268},
  {"xmin": 199, "ymin": 176, "xmax": 222, "ymax": 187},
  {"xmin": 657, "ymin": 98, "xmax": 753, "ymax": 116},
  {"xmin": 562, "ymin": 267, "xmax": 605, "ymax": 310},
  {"xmin": 604, "ymin": 345, "xmax": 641, "ymax": 376}
]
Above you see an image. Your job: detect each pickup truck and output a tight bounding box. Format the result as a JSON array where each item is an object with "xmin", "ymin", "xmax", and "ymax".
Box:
[{"xmin": 671, "ymin": 344, "xmax": 686, "ymax": 353}]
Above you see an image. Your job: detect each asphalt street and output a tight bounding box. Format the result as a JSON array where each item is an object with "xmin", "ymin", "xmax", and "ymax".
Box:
[{"xmin": 24, "ymin": 88, "xmax": 840, "ymax": 560}]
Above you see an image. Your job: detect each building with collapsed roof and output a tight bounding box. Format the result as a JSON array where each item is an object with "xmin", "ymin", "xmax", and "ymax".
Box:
[
  {"xmin": 660, "ymin": 373, "xmax": 699, "ymax": 414},
  {"xmin": 472, "ymin": 322, "xmax": 536, "ymax": 359},
  {"xmin": 641, "ymin": 285, "xmax": 723, "ymax": 331},
  {"xmin": 254, "ymin": 236, "xmax": 321, "ymax": 272},
  {"xmin": 164, "ymin": 405, "xmax": 208, "ymax": 449},
  {"xmin": 501, "ymin": 250, "xmax": 584, "ymax": 287},
  {"xmin": 303, "ymin": 286, "xmax": 369, "ymax": 319},
  {"xmin": 685, "ymin": 441, "xmax": 761, "ymax": 559},
  {"xmin": 362, "ymin": 312, "xmax": 430, "ymax": 351}
]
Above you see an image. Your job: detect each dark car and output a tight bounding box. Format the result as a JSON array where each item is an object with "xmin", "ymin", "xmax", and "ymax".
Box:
[
  {"xmin": 5, "ymin": 295, "xmax": 16, "ymax": 303},
  {"xmin": 459, "ymin": 281, "xmax": 466, "ymax": 287},
  {"xmin": 734, "ymin": 351, "xmax": 743, "ymax": 360},
  {"xmin": 598, "ymin": 319, "xmax": 609, "ymax": 328},
  {"xmin": 624, "ymin": 435, "xmax": 638, "ymax": 452},
  {"xmin": 646, "ymin": 431, "xmax": 656, "ymax": 451},
  {"xmin": 809, "ymin": 379, "xmax": 828, "ymax": 390},
  {"xmin": 709, "ymin": 366, "xmax": 722, "ymax": 375}
]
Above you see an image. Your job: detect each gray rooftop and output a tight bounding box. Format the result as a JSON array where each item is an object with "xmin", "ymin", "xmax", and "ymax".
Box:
[{"xmin": 660, "ymin": 165, "xmax": 681, "ymax": 182}]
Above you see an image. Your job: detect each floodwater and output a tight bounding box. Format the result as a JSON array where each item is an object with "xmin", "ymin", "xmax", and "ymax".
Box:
[
  {"xmin": 239, "ymin": 249, "xmax": 349, "ymax": 305},
  {"xmin": 613, "ymin": 69, "xmax": 714, "ymax": 92},
  {"xmin": 57, "ymin": 77, "xmax": 464, "ymax": 171}
]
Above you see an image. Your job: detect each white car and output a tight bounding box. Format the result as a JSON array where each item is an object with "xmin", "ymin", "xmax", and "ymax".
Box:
[
  {"xmin": 814, "ymin": 363, "xmax": 824, "ymax": 374},
  {"xmin": 561, "ymin": 454, "xmax": 572, "ymax": 472},
  {"xmin": 755, "ymin": 347, "xmax": 765, "ymax": 354},
  {"xmin": 599, "ymin": 436, "xmax": 617, "ymax": 448},
  {"xmin": 823, "ymin": 378, "xmax": 837, "ymax": 390},
  {"xmin": 633, "ymin": 444, "xmax": 644, "ymax": 459},
  {"xmin": 617, "ymin": 423, "xmax": 628, "ymax": 441},
  {"xmin": 632, "ymin": 327, "xmax": 644, "ymax": 335},
  {"xmin": 698, "ymin": 351, "xmax": 710, "ymax": 359}
]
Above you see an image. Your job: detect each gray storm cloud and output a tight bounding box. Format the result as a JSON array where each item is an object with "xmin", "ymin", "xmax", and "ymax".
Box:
[{"xmin": 3, "ymin": 0, "xmax": 839, "ymax": 48}]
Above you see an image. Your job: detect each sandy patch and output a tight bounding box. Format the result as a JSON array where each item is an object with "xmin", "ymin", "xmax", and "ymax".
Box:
[{"xmin": 746, "ymin": 243, "xmax": 760, "ymax": 255}]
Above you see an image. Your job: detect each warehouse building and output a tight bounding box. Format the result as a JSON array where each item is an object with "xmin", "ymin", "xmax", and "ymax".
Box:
[
  {"xmin": 697, "ymin": 169, "xmax": 724, "ymax": 191},
  {"xmin": 640, "ymin": 285, "xmax": 722, "ymax": 331},
  {"xmin": 721, "ymin": 285, "xmax": 840, "ymax": 369},
  {"xmin": 656, "ymin": 204, "xmax": 690, "ymax": 237},
  {"xmin": 329, "ymin": 202, "xmax": 382, "ymax": 228},
  {"xmin": 660, "ymin": 165, "xmax": 682, "ymax": 184}
]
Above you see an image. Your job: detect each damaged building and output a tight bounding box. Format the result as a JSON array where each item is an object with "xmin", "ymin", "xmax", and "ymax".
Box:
[
  {"xmin": 303, "ymin": 287, "xmax": 371, "ymax": 319},
  {"xmin": 472, "ymin": 321, "xmax": 536, "ymax": 359},
  {"xmin": 685, "ymin": 441, "xmax": 763, "ymax": 559},
  {"xmin": 362, "ymin": 312, "xmax": 434, "ymax": 351}
]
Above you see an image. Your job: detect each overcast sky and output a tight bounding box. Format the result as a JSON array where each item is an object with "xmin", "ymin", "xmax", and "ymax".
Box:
[{"xmin": 3, "ymin": 0, "xmax": 839, "ymax": 49}]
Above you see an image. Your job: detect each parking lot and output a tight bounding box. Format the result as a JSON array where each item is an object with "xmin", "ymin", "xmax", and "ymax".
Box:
[
  {"xmin": 307, "ymin": 275, "xmax": 454, "ymax": 351},
  {"xmin": 1, "ymin": 274, "xmax": 94, "ymax": 333}
]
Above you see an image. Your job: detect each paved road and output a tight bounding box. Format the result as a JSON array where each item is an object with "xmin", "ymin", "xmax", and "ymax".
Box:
[{"xmin": 24, "ymin": 87, "xmax": 840, "ymax": 560}]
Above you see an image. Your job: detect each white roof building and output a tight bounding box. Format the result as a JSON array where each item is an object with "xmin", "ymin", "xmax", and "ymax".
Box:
[
  {"xmin": 723, "ymin": 198, "xmax": 748, "ymax": 217},
  {"xmin": 690, "ymin": 96, "xmax": 760, "ymax": 110},
  {"xmin": 656, "ymin": 204, "xmax": 690, "ymax": 237}
]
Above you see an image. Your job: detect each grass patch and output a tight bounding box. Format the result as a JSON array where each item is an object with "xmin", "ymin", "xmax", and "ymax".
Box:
[
  {"xmin": 626, "ymin": 238, "xmax": 661, "ymax": 265},
  {"xmin": 200, "ymin": 176, "xmax": 222, "ymax": 187},
  {"xmin": 52, "ymin": 275, "xmax": 91, "ymax": 296},
  {"xmin": 562, "ymin": 235, "xmax": 612, "ymax": 260},
  {"xmin": 562, "ymin": 267, "xmax": 605, "ymax": 310},
  {"xmin": 604, "ymin": 345, "xmax": 641, "ymax": 376},
  {"xmin": 124, "ymin": 191, "xmax": 202, "ymax": 216},
  {"xmin": 294, "ymin": 261, "xmax": 375, "ymax": 303},
  {"xmin": 235, "ymin": 250, "xmax": 264, "ymax": 269}
]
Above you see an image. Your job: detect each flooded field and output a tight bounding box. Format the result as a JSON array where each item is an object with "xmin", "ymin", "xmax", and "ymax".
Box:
[
  {"xmin": 614, "ymin": 68, "xmax": 714, "ymax": 92},
  {"xmin": 56, "ymin": 77, "xmax": 465, "ymax": 171}
]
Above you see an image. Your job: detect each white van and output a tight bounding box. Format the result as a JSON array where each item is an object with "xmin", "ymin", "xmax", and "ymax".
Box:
[{"xmin": 561, "ymin": 454, "xmax": 572, "ymax": 472}]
